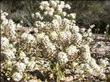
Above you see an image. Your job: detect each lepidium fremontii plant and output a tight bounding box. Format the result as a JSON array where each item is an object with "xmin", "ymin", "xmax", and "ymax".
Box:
[{"xmin": 1, "ymin": 0, "xmax": 110, "ymax": 82}]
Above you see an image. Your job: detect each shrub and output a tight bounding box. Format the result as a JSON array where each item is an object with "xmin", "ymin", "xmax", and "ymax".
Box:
[{"xmin": 1, "ymin": 1, "xmax": 109, "ymax": 82}]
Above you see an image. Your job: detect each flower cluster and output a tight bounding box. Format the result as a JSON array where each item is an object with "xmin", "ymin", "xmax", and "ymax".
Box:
[{"xmin": 1, "ymin": 0, "xmax": 109, "ymax": 82}]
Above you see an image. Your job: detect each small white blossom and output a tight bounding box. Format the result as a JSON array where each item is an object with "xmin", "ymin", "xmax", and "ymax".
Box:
[
  {"xmin": 1, "ymin": 18, "xmax": 8, "ymax": 26},
  {"xmin": 65, "ymin": 4, "xmax": 71, "ymax": 9},
  {"xmin": 58, "ymin": 52, "xmax": 68, "ymax": 65},
  {"xmin": 21, "ymin": 33, "xmax": 36, "ymax": 43},
  {"xmin": 23, "ymin": 57, "xmax": 29, "ymax": 64},
  {"xmin": 37, "ymin": 32, "xmax": 45, "ymax": 43},
  {"xmin": 54, "ymin": 15, "xmax": 62, "ymax": 20},
  {"xmin": 99, "ymin": 74, "xmax": 106, "ymax": 79},
  {"xmin": 1, "ymin": 37, "xmax": 9, "ymax": 49},
  {"xmin": 1, "ymin": 11, "xmax": 8, "ymax": 20},
  {"xmin": 74, "ymin": 33, "xmax": 82, "ymax": 43},
  {"xmin": 99, "ymin": 58, "xmax": 109, "ymax": 67},
  {"xmin": 68, "ymin": 13, "xmax": 76, "ymax": 19},
  {"xmin": 45, "ymin": 8, "xmax": 54, "ymax": 16},
  {"xmin": 15, "ymin": 62, "xmax": 26, "ymax": 72},
  {"xmin": 83, "ymin": 64, "xmax": 94, "ymax": 75},
  {"xmin": 35, "ymin": 12, "xmax": 43, "ymax": 20},
  {"xmin": 72, "ymin": 62, "xmax": 78, "ymax": 67},
  {"xmin": 59, "ymin": 31, "xmax": 72, "ymax": 42},
  {"xmin": 89, "ymin": 58, "xmax": 102, "ymax": 74},
  {"xmin": 35, "ymin": 21, "xmax": 45, "ymax": 28},
  {"xmin": 12, "ymin": 72, "xmax": 23, "ymax": 82},
  {"xmin": 62, "ymin": 12, "xmax": 67, "ymax": 16},
  {"xmin": 40, "ymin": 1, "xmax": 49, "ymax": 10},
  {"xmin": 57, "ymin": 5, "xmax": 63, "ymax": 13},
  {"xmin": 71, "ymin": 25, "xmax": 79, "ymax": 33},
  {"xmin": 50, "ymin": 0, "xmax": 57, "ymax": 8},
  {"xmin": 63, "ymin": 18, "xmax": 70, "ymax": 25},
  {"xmin": 3, "ymin": 49, "xmax": 16, "ymax": 60},
  {"xmin": 66, "ymin": 45, "xmax": 79, "ymax": 56},
  {"xmin": 52, "ymin": 19, "xmax": 60, "ymax": 30},
  {"xmin": 90, "ymin": 24, "xmax": 95, "ymax": 28},
  {"xmin": 81, "ymin": 45, "xmax": 91, "ymax": 60},
  {"xmin": 80, "ymin": 28, "xmax": 86, "ymax": 33},
  {"xmin": 75, "ymin": 65, "xmax": 84, "ymax": 74},
  {"xmin": 19, "ymin": 51, "xmax": 26, "ymax": 59},
  {"xmin": 42, "ymin": 35, "xmax": 56, "ymax": 54},
  {"xmin": 50, "ymin": 31, "xmax": 58, "ymax": 40}
]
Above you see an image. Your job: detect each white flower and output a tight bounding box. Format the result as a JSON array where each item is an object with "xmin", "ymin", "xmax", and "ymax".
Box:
[
  {"xmin": 10, "ymin": 46, "xmax": 16, "ymax": 53},
  {"xmin": 23, "ymin": 57, "xmax": 29, "ymax": 64},
  {"xmin": 52, "ymin": 19, "xmax": 60, "ymax": 30},
  {"xmin": 42, "ymin": 35, "xmax": 56, "ymax": 54},
  {"xmin": 46, "ymin": 43, "xmax": 56, "ymax": 54},
  {"xmin": 84, "ymin": 64, "xmax": 93, "ymax": 74},
  {"xmin": 37, "ymin": 32, "xmax": 45, "ymax": 43},
  {"xmin": 16, "ymin": 62, "xmax": 26, "ymax": 72},
  {"xmin": 54, "ymin": 15, "xmax": 62, "ymax": 21},
  {"xmin": 35, "ymin": 12, "xmax": 43, "ymax": 20},
  {"xmin": 3, "ymin": 49, "xmax": 16, "ymax": 60},
  {"xmin": 1, "ymin": 11, "xmax": 8, "ymax": 20},
  {"xmin": 1, "ymin": 18, "xmax": 8, "ymax": 26},
  {"xmin": 39, "ymin": 5, "xmax": 44, "ymax": 10},
  {"xmin": 6, "ymin": 60, "xmax": 13, "ymax": 66},
  {"xmin": 50, "ymin": 31, "xmax": 58, "ymax": 40},
  {"xmin": 74, "ymin": 33, "xmax": 82, "ymax": 43},
  {"xmin": 68, "ymin": 13, "xmax": 76, "ymax": 19},
  {"xmin": 46, "ymin": 8, "xmax": 54, "ymax": 16},
  {"xmin": 89, "ymin": 58, "xmax": 101, "ymax": 73},
  {"xmin": 99, "ymin": 58, "xmax": 109, "ymax": 67},
  {"xmin": 50, "ymin": 0, "xmax": 57, "ymax": 8},
  {"xmin": 72, "ymin": 62, "xmax": 78, "ymax": 67},
  {"xmin": 16, "ymin": 23, "xmax": 22, "ymax": 29},
  {"xmin": 60, "ymin": 1, "xmax": 65, "ymax": 6},
  {"xmin": 80, "ymin": 28, "xmax": 86, "ymax": 33},
  {"xmin": 1, "ymin": 37, "xmax": 9, "ymax": 49},
  {"xmin": 57, "ymin": 5, "xmax": 63, "ymax": 13},
  {"xmin": 62, "ymin": 12, "xmax": 67, "ymax": 16},
  {"xmin": 21, "ymin": 32, "xmax": 28, "ymax": 39},
  {"xmin": 27, "ymin": 34, "xmax": 36, "ymax": 43},
  {"xmin": 63, "ymin": 18, "xmax": 70, "ymax": 25},
  {"xmin": 71, "ymin": 25, "xmax": 79, "ymax": 33},
  {"xmin": 75, "ymin": 65, "xmax": 84, "ymax": 74},
  {"xmin": 99, "ymin": 74, "xmax": 106, "ymax": 79},
  {"xmin": 58, "ymin": 52, "xmax": 68, "ymax": 65},
  {"xmin": 21, "ymin": 33, "xmax": 36, "ymax": 43},
  {"xmin": 59, "ymin": 31, "xmax": 72, "ymax": 42},
  {"xmin": 66, "ymin": 45, "xmax": 79, "ymax": 56},
  {"xmin": 57, "ymin": 1, "xmax": 65, "ymax": 11},
  {"xmin": 35, "ymin": 21, "xmax": 45, "ymax": 28},
  {"xmin": 19, "ymin": 51, "xmax": 26, "ymax": 59},
  {"xmin": 87, "ymin": 37, "xmax": 93, "ymax": 43},
  {"xmin": 35, "ymin": 12, "xmax": 41, "ymax": 18},
  {"xmin": 12, "ymin": 72, "xmax": 23, "ymax": 82},
  {"xmin": 8, "ymin": 19, "xmax": 16, "ymax": 33},
  {"xmin": 65, "ymin": 4, "xmax": 71, "ymax": 9},
  {"xmin": 81, "ymin": 45, "xmax": 91, "ymax": 60},
  {"xmin": 87, "ymin": 28, "xmax": 92, "ymax": 33},
  {"xmin": 42, "ymin": 35, "xmax": 50, "ymax": 43},
  {"xmin": 90, "ymin": 24, "xmax": 95, "ymax": 28},
  {"xmin": 40, "ymin": 1, "xmax": 49, "ymax": 10}
]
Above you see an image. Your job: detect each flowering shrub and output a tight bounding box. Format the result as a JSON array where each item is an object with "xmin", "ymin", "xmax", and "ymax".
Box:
[{"xmin": 1, "ymin": 0, "xmax": 110, "ymax": 82}]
